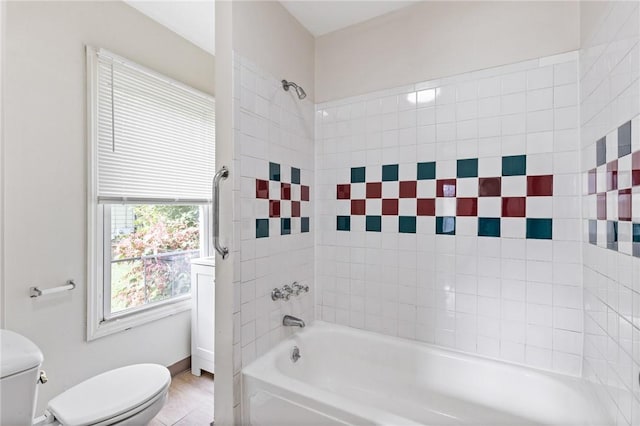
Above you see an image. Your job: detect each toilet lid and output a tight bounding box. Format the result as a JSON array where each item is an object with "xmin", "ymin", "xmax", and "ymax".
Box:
[{"xmin": 47, "ymin": 364, "xmax": 170, "ymax": 426}]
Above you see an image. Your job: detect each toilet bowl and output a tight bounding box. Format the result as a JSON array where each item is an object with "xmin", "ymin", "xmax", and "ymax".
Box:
[{"xmin": 0, "ymin": 329, "xmax": 171, "ymax": 426}]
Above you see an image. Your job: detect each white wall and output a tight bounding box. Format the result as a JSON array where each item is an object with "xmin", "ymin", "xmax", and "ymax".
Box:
[
  {"xmin": 3, "ymin": 1, "xmax": 214, "ymax": 412},
  {"xmin": 315, "ymin": 1, "xmax": 580, "ymax": 103}
]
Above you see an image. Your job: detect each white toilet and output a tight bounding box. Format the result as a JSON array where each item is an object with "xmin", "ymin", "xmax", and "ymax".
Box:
[{"xmin": 0, "ymin": 329, "xmax": 171, "ymax": 425}]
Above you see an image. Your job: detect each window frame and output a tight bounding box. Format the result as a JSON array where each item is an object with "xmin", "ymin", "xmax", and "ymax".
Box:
[{"xmin": 86, "ymin": 46, "xmax": 213, "ymax": 341}]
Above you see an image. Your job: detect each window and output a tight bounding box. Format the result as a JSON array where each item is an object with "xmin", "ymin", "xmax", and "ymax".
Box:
[{"xmin": 86, "ymin": 47, "xmax": 215, "ymax": 339}]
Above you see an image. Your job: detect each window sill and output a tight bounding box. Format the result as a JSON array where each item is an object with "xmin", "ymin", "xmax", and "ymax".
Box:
[{"xmin": 87, "ymin": 297, "xmax": 191, "ymax": 341}]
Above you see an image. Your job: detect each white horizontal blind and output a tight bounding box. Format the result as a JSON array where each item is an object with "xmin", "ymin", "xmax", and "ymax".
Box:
[{"xmin": 96, "ymin": 49, "xmax": 215, "ymax": 203}]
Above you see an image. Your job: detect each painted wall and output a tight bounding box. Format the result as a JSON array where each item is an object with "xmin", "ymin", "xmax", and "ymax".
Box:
[
  {"xmin": 315, "ymin": 1, "xmax": 580, "ymax": 103},
  {"xmin": 579, "ymin": 1, "xmax": 640, "ymax": 424},
  {"xmin": 3, "ymin": 1, "xmax": 214, "ymax": 412},
  {"xmin": 316, "ymin": 50, "xmax": 584, "ymax": 375}
]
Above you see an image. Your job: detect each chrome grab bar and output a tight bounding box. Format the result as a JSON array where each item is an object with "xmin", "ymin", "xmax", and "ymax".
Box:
[
  {"xmin": 212, "ymin": 166, "xmax": 230, "ymax": 259},
  {"xmin": 30, "ymin": 280, "xmax": 76, "ymax": 298}
]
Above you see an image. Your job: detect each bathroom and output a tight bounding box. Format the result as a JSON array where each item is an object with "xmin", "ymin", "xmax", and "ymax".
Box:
[{"xmin": 1, "ymin": 0, "xmax": 638, "ymax": 425}]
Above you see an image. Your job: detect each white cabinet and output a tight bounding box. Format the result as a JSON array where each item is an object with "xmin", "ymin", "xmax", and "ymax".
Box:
[{"xmin": 190, "ymin": 257, "xmax": 215, "ymax": 376}]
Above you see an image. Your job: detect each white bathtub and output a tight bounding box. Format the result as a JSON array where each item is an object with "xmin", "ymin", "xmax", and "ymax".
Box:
[{"xmin": 242, "ymin": 322, "xmax": 610, "ymax": 426}]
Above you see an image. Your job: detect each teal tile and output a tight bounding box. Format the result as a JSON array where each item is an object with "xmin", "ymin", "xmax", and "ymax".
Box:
[
  {"xmin": 382, "ymin": 164, "xmax": 399, "ymax": 181},
  {"xmin": 269, "ymin": 162, "xmax": 281, "ymax": 181},
  {"xmin": 291, "ymin": 167, "xmax": 301, "ymax": 184},
  {"xmin": 337, "ymin": 216, "xmax": 351, "ymax": 231},
  {"xmin": 436, "ymin": 216, "xmax": 456, "ymax": 235},
  {"xmin": 301, "ymin": 217, "xmax": 310, "ymax": 233},
  {"xmin": 502, "ymin": 155, "xmax": 526, "ymax": 176},
  {"xmin": 351, "ymin": 167, "xmax": 366, "ymax": 183},
  {"xmin": 281, "ymin": 218, "xmax": 291, "ymax": 235},
  {"xmin": 256, "ymin": 219, "xmax": 269, "ymax": 238},
  {"xmin": 478, "ymin": 218, "xmax": 500, "ymax": 237},
  {"xmin": 366, "ymin": 216, "xmax": 381, "ymax": 232},
  {"xmin": 633, "ymin": 223, "xmax": 640, "ymax": 243},
  {"xmin": 399, "ymin": 216, "xmax": 416, "ymax": 233},
  {"xmin": 417, "ymin": 162, "xmax": 436, "ymax": 180},
  {"xmin": 526, "ymin": 218, "xmax": 552, "ymax": 240},
  {"xmin": 457, "ymin": 158, "xmax": 478, "ymax": 178}
]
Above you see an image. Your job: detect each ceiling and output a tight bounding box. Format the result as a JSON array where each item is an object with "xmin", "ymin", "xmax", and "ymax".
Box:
[
  {"xmin": 123, "ymin": 1, "xmax": 419, "ymax": 55},
  {"xmin": 280, "ymin": 1, "xmax": 419, "ymax": 36}
]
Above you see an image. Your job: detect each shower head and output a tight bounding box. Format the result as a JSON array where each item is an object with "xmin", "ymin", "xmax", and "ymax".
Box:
[{"xmin": 282, "ymin": 79, "xmax": 307, "ymax": 100}]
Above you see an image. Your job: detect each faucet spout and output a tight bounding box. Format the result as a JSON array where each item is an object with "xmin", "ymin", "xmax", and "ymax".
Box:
[{"xmin": 283, "ymin": 315, "xmax": 305, "ymax": 328}]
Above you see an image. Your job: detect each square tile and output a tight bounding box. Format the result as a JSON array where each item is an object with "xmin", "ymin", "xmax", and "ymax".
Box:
[
  {"xmin": 587, "ymin": 169, "xmax": 596, "ymax": 194},
  {"xmin": 256, "ymin": 179, "xmax": 269, "ymax": 199},
  {"xmin": 479, "ymin": 177, "xmax": 501, "ymax": 197},
  {"xmin": 337, "ymin": 216, "xmax": 351, "ymax": 231},
  {"xmin": 291, "ymin": 167, "xmax": 301, "ymax": 184},
  {"xmin": 351, "ymin": 200, "xmax": 366, "ymax": 215},
  {"xmin": 281, "ymin": 218, "xmax": 291, "ymax": 235},
  {"xmin": 633, "ymin": 151, "xmax": 640, "ymax": 186},
  {"xmin": 256, "ymin": 219, "xmax": 269, "ymax": 238},
  {"xmin": 606, "ymin": 220, "xmax": 618, "ymax": 250},
  {"xmin": 281, "ymin": 183, "xmax": 291, "ymax": 200},
  {"xmin": 382, "ymin": 199, "xmax": 399, "ymax": 215},
  {"xmin": 457, "ymin": 198, "xmax": 478, "ymax": 216},
  {"xmin": 634, "ymin": 223, "xmax": 640, "ymax": 243},
  {"xmin": 351, "ymin": 167, "xmax": 366, "ymax": 183},
  {"xmin": 526, "ymin": 218, "xmax": 552, "ymax": 240},
  {"xmin": 437, "ymin": 179, "xmax": 457, "ymax": 197},
  {"xmin": 527, "ymin": 175, "xmax": 553, "ymax": 196},
  {"xmin": 588, "ymin": 220, "xmax": 597, "ymax": 244},
  {"xmin": 400, "ymin": 181, "xmax": 417, "ymax": 198},
  {"xmin": 478, "ymin": 217, "xmax": 501, "ymax": 237},
  {"xmin": 502, "ymin": 197, "xmax": 526, "ymax": 217},
  {"xmin": 597, "ymin": 193, "xmax": 607, "ymax": 220},
  {"xmin": 606, "ymin": 160, "xmax": 618, "ymax": 191},
  {"xmin": 367, "ymin": 182, "xmax": 382, "ymax": 198},
  {"xmin": 436, "ymin": 216, "xmax": 456, "ymax": 235},
  {"xmin": 301, "ymin": 185, "xmax": 310, "ymax": 201},
  {"xmin": 337, "ymin": 184, "xmax": 351, "ymax": 199},
  {"xmin": 417, "ymin": 162, "xmax": 436, "ymax": 180},
  {"xmin": 457, "ymin": 158, "xmax": 479, "ymax": 178},
  {"xmin": 619, "ymin": 189, "xmax": 631, "ymax": 221},
  {"xmin": 301, "ymin": 217, "xmax": 310, "ymax": 233},
  {"xmin": 269, "ymin": 162, "xmax": 281, "ymax": 181},
  {"xmin": 618, "ymin": 121, "xmax": 632, "ymax": 158},
  {"xmin": 399, "ymin": 216, "xmax": 416, "ymax": 233},
  {"xmin": 269, "ymin": 200, "xmax": 280, "ymax": 218},
  {"xmin": 291, "ymin": 201, "xmax": 301, "ymax": 217},
  {"xmin": 502, "ymin": 155, "xmax": 526, "ymax": 176},
  {"xmin": 382, "ymin": 164, "xmax": 399, "ymax": 181},
  {"xmin": 417, "ymin": 198, "xmax": 436, "ymax": 216},
  {"xmin": 366, "ymin": 215, "xmax": 382, "ymax": 232},
  {"xmin": 596, "ymin": 137, "xmax": 606, "ymax": 166}
]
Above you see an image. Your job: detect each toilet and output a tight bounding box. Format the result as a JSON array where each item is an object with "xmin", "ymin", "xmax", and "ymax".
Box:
[{"xmin": 0, "ymin": 329, "xmax": 171, "ymax": 425}]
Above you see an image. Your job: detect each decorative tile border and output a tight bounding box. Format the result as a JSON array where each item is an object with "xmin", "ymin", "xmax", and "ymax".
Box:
[
  {"xmin": 586, "ymin": 119, "xmax": 640, "ymax": 256},
  {"xmin": 335, "ymin": 154, "xmax": 554, "ymax": 238},
  {"xmin": 255, "ymin": 161, "xmax": 310, "ymax": 238}
]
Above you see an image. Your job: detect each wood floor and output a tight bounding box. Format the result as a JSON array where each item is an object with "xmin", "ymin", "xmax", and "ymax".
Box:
[{"xmin": 149, "ymin": 370, "xmax": 214, "ymax": 426}]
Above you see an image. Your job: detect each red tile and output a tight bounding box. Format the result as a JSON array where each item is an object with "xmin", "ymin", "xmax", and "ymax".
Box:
[
  {"xmin": 399, "ymin": 181, "xmax": 417, "ymax": 198},
  {"xmin": 269, "ymin": 200, "xmax": 280, "ymax": 218},
  {"xmin": 587, "ymin": 169, "xmax": 597, "ymax": 195},
  {"xmin": 527, "ymin": 175, "xmax": 553, "ymax": 196},
  {"xmin": 256, "ymin": 179, "xmax": 269, "ymax": 199},
  {"xmin": 479, "ymin": 177, "xmax": 501, "ymax": 197},
  {"xmin": 633, "ymin": 152, "xmax": 640, "ymax": 186},
  {"xmin": 607, "ymin": 160, "xmax": 618, "ymax": 191},
  {"xmin": 619, "ymin": 189, "xmax": 631, "ymax": 221},
  {"xmin": 436, "ymin": 179, "xmax": 456, "ymax": 197},
  {"xmin": 457, "ymin": 198, "xmax": 478, "ymax": 216},
  {"xmin": 367, "ymin": 182, "xmax": 382, "ymax": 198},
  {"xmin": 351, "ymin": 200, "xmax": 366, "ymax": 215},
  {"xmin": 502, "ymin": 197, "xmax": 526, "ymax": 217},
  {"xmin": 301, "ymin": 185, "xmax": 310, "ymax": 201},
  {"xmin": 382, "ymin": 199, "xmax": 399, "ymax": 215},
  {"xmin": 291, "ymin": 201, "xmax": 301, "ymax": 217},
  {"xmin": 597, "ymin": 193, "xmax": 607, "ymax": 220},
  {"xmin": 281, "ymin": 183, "xmax": 291, "ymax": 200},
  {"xmin": 336, "ymin": 184, "xmax": 350, "ymax": 199},
  {"xmin": 417, "ymin": 198, "xmax": 435, "ymax": 216}
]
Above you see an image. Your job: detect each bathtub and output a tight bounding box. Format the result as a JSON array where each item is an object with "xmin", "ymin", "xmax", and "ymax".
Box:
[{"xmin": 242, "ymin": 322, "xmax": 610, "ymax": 425}]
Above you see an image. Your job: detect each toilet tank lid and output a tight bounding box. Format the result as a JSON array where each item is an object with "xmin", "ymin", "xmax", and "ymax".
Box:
[
  {"xmin": 0, "ymin": 329, "xmax": 44, "ymax": 378},
  {"xmin": 47, "ymin": 363, "xmax": 171, "ymax": 426}
]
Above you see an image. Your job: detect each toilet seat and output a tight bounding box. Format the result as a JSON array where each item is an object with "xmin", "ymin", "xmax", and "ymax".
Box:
[{"xmin": 46, "ymin": 364, "xmax": 170, "ymax": 426}]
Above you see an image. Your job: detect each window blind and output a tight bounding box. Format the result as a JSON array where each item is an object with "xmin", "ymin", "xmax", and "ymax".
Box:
[{"xmin": 95, "ymin": 49, "xmax": 215, "ymax": 204}]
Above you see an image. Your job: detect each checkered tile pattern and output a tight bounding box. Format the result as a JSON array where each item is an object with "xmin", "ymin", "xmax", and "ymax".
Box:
[
  {"xmin": 255, "ymin": 162, "xmax": 310, "ymax": 238},
  {"xmin": 586, "ymin": 120, "xmax": 640, "ymax": 256},
  {"xmin": 336, "ymin": 155, "xmax": 554, "ymax": 238}
]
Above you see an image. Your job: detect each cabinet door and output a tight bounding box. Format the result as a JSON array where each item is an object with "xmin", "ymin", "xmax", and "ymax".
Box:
[{"xmin": 195, "ymin": 271, "xmax": 215, "ymax": 356}]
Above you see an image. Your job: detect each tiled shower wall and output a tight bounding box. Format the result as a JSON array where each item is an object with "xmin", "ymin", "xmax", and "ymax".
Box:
[
  {"xmin": 231, "ymin": 53, "xmax": 315, "ymax": 409},
  {"xmin": 580, "ymin": 2, "xmax": 640, "ymax": 425},
  {"xmin": 316, "ymin": 52, "xmax": 584, "ymax": 375}
]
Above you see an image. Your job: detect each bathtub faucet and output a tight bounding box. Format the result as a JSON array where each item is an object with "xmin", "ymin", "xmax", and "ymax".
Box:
[{"xmin": 283, "ymin": 315, "xmax": 305, "ymax": 328}]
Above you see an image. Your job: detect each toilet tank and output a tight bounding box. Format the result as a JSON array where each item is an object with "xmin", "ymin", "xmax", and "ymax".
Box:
[{"xmin": 1, "ymin": 329, "xmax": 44, "ymax": 425}]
